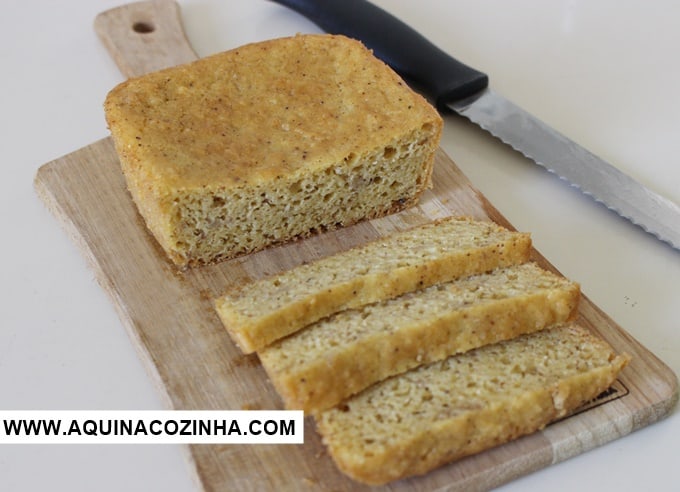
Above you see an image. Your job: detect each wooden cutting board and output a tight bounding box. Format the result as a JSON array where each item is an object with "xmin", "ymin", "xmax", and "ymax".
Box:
[{"xmin": 34, "ymin": 1, "xmax": 678, "ymax": 491}]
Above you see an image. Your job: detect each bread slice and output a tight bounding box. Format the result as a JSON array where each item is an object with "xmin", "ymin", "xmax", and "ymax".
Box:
[
  {"xmin": 215, "ymin": 217, "xmax": 532, "ymax": 353},
  {"xmin": 315, "ymin": 324, "xmax": 630, "ymax": 485},
  {"xmin": 259, "ymin": 262, "xmax": 580, "ymax": 413},
  {"xmin": 104, "ymin": 34, "xmax": 442, "ymax": 268}
]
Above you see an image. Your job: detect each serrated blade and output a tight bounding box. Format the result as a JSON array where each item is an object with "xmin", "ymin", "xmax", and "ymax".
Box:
[{"xmin": 449, "ymin": 89, "xmax": 680, "ymax": 250}]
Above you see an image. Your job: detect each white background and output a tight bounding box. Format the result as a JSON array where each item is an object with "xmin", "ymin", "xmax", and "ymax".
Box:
[{"xmin": 1, "ymin": 0, "xmax": 678, "ymax": 490}]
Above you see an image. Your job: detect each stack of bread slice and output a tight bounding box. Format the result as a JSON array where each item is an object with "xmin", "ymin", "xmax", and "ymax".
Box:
[{"xmin": 214, "ymin": 216, "xmax": 630, "ymax": 485}]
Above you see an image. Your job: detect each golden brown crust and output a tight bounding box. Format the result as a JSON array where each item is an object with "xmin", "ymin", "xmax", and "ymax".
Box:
[{"xmin": 104, "ymin": 34, "xmax": 443, "ymax": 267}]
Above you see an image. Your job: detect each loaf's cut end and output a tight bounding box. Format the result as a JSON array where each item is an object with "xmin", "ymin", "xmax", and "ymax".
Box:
[{"xmin": 104, "ymin": 33, "xmax": 443, "ymax": 267}]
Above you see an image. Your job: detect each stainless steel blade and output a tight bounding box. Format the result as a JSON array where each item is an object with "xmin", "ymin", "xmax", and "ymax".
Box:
[{"xmin": 449, "ymin": 89, "xmax": 680, "ymax": 250}]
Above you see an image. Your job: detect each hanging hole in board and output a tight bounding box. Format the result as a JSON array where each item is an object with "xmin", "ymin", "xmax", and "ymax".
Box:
[{"xmin": 132, "ymin": 21, "xmax": 155, "ymax": 34}]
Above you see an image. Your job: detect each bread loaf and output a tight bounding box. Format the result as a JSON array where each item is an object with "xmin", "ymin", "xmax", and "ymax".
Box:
[
  {"xmin": 215, "ymin": 217, "xmax": 532, "ymax": 353},
  {"xmin": 104, "ymin": 34, "xmax": 442, "ymax": 267},
  {"xmin": 315, "ymin": 324, "xmax": 630, "ymax": 485},
  {"xmin": 259, "ymin": 262, "xmax": 580, "ymax": 413}
]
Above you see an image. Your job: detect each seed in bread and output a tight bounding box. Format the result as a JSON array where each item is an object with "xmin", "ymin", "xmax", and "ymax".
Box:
[
  {"xmin": 259, "ymin": 262, "xmax": 580, "ymax": 414},
  {"xmin": 104, "ymin": 34, "xmax": 443, "ymax": 268},
  {"xmin": 315, "ymin": 324, "xmax": 630, "ymax": 485},
  {"xmin": 215, "ymin": 217, "xmax": 532, "ymax": 353}
]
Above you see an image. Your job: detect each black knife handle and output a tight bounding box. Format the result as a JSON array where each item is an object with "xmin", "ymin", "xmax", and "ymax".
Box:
[{"xmin": 270, "ymin": 0, "xmax": 488, "ymax": 109}]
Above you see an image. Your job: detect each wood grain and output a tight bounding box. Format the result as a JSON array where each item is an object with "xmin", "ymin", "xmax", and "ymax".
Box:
[{"xmin": 34, "ymin": 1, "xmax": 678, "ymax": 491}]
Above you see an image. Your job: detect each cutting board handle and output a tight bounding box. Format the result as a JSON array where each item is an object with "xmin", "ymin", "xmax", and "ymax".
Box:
[{"xmin": 95, "ymin": 0, "xmax": 199, "ymax": 79}]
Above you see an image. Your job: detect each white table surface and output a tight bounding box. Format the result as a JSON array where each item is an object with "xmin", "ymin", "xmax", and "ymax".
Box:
[{"xmin": 2, "ymin": 0, "xmax": 678, "ymax": 490}]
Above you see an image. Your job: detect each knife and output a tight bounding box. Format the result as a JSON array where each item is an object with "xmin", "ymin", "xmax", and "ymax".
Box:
[{"xmin": 271, "ymin": 0, "xmax": 680, "ymax": 250}]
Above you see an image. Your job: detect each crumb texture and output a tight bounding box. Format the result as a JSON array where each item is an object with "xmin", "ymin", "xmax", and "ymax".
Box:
[
  {"xmin": 259, "ymin": 262, "xmax": 580, "ymax": 413},
  {"xmin": 215, "ymin": 217, "xmax": 532, "ymax": 353},
  {"xmin": 104, "ymin": 34, "xmax": 443, "ymax": 267},
  {"xmin": 315, "ymin": 324, "xmax": 629, "ymax": 485}
]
